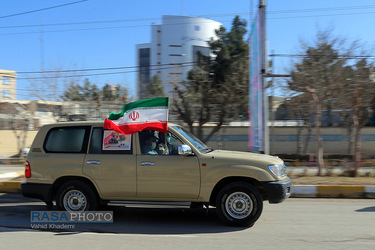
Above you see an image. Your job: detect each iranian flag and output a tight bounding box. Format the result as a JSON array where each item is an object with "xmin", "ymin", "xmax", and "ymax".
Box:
[{"xmin": 104, "ymin": 97, "xmax": 169, "ymax": 134}]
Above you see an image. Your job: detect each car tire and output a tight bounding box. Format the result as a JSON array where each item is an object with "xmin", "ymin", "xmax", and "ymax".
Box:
[
  {"xmin": 56, "ymin": 181, "xmax": 98, "ymax": 212},
  {"xmin": 216, "ymin": 182, "xmax": 263, "ymax": 227}
]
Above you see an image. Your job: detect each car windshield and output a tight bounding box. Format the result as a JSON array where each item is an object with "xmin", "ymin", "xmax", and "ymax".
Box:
[{"xmin": 172, "ymin": 126, "xmax": 214, "ymax": 153}]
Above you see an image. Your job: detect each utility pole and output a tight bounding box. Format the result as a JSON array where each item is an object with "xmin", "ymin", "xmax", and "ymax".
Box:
[{"xmin": 259, "ymin": 0, "xmax": 268, "ymax": 154}]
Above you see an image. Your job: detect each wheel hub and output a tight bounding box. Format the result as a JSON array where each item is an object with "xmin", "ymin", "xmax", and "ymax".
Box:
[
  {"xmin": 225, "ymin": 192, "xmax": 253, "ymax": 219},
  {"xmin": 63, "ymin": 190, "xmax": 87, "ymax": 211}
]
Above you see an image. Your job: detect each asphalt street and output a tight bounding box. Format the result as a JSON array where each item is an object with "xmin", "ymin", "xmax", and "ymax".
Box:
[{"xmin": 0, "ymin": 194, "xmax": 374, "ymax": 250}]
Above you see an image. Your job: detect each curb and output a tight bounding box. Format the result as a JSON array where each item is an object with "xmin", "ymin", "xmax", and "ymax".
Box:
[
  {"xmin": 0, "ymin": 171, "xmax": 24, "ymax": 193},
  {"xmin": 0, "ymin": 181, "xmax": 21, "ymax": 193},
  {"xmin": 1, "ymin": 180, "xmax": 375, "ymax": 199},
  {"xmin": 291, "ymin": 185, "xmax": 375, "ymax": 199}
]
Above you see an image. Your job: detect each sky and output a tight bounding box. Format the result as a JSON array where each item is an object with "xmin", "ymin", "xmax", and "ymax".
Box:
[{"xmin": 1, "ymin": 0, "xmax": 375, "ymax": 100}]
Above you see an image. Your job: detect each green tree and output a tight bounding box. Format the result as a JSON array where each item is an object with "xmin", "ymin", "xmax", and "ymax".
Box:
[
  {"xmin": 102, "ymin": 84, "xmax": 120, "ymax": 101},
  {"xmin": 173, "ymin": 16, "xmax": 249, "ymax": 142},
  {"xmin": 62, "ymin": 78, "xmax": 99, "ymax": 101},
  {"xmin": 145, "ymin": 75, "xmax": 165, "ymax": 98}
]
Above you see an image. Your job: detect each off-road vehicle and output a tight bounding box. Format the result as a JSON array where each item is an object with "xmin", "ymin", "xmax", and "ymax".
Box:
[{"xmin": 22, "ymin": 121, "xmax": 291, "ymax": 226}]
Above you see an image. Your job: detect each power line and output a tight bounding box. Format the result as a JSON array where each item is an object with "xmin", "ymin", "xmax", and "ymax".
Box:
[
  {"xmin": 268, "ymin": 10, "xmax": 375, "ymax": 20},
  {"xmin": 270, "ymin": 54, "xmax": 375, "ymax": 59},
  {"xmin": 0, "ymin": 19, "xmax": 235, "ymax": 36},
  {"xmin": 17, "ymin": 62, "xmax": 197, "ymax": 80},
  {"xmin": 0, "ymin": 0, "xmax": 87, "ymax": 19},
  {"xmin": 0, "ymin": 18, "xmax": 159, "ymax": 29},
  {"xmin": 0, "ymin": 24, "xmax": 151, "ymax": 36},
  {"xmin": 2, "ymin": 4, "xmax": 375, "ymax": 29},
  {"xmin": 18, "ymin": 62, "xmax": 196, "ymax": 74},
  {"xmin": 15, "ymin": 53, "xmax": 375, "ymax": 80},
  {"xmin": 267, "ymin": 5, "xmax": 375, "ymax": 14}
]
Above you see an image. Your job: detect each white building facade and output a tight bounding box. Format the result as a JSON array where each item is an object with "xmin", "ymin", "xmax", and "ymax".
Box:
[{"xmin": 136, "ymin": 15, "xmax": 221, "ymax": 99}]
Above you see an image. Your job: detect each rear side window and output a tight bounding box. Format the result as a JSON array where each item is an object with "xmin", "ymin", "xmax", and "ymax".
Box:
[
  {"xmin": 89, "ymin": 127, "xmax": 133, "ymax": 154},
  {"xmin": 44, "ymin": 126, "xmax": 90, "ymax": 153}
]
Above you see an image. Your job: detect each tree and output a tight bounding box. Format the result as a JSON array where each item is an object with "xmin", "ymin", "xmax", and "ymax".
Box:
[
  {"xmin": 0, "ymin": 103, "xmax": 31, "ymax": 157},
  {"xmin": 174, "ymin": 65, "xmax": 228, "ymax": 142},
  {"xmin": 286, "ymin": 30, "xmax": 374, "ymax": 176},
  {"xmin": 62, "ymin": 78, "xmax": 99, "ymax": 102},
  {"xmin": 209, "ymin": 16, "xmax": 249, "ymax": 116},
  {"xmin": 146, "ymin": 75, "xmax": 165, "ymax": 98},
  {"xmin": 173, "ymin": 16, "xmax": 249, "ymax": 142},
  {"xmin": 103, "ymin": 84, "xmax": 120, "ymax": 101},
  {"xmin": 287, "ymin": 31, "xmax": 348, "ymax": 175},
  {"xmin": 276, "ymin": 95, "xmax": 313, "ymax": 154},
  {"xmin": 338, "ymin": 59, "xmax": 375, "ymax": 176}
]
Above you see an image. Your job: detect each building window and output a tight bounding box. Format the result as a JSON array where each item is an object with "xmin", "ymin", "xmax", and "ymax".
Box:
[
  {"xmin": 3, "ymin": 90, "xmax": 11, "ymax": 98},
  {"xmin": 139, "ymin": 48, "xmax": 151, "ymax": 97},
  {"xmin": 2, "ymin": 77, "xmax": 10, "ymax": 85}
]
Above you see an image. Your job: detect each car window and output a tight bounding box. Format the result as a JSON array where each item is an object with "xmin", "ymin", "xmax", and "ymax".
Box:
[
  {"xmin": 139, "ymin": 130, "xmax": 182, "ymax": 155},
  {"xmin": 44, "ymin": 126, "xmax": 90, "ymax": 153},
  {"xmin": 172, "ymin": 126, "xmax": 209, "ymax": 152}
]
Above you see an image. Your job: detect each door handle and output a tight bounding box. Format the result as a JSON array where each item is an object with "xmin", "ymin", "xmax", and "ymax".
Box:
[
  {"xmin": 86, "ymin": 160, "xmax": 101, "ymax": 165},
  {"xmin": 140, "ymin": 161, "xmax": 155, "ymax": 166}
]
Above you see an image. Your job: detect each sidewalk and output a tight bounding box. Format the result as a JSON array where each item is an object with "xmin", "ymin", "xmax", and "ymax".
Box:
[
  {"xmin": 0, "ymin": 170, "xmax": 374, "ymax": 198},
  {"xmin": 0, "ymin": 170, "xmax": 24, "ymax": 193}
]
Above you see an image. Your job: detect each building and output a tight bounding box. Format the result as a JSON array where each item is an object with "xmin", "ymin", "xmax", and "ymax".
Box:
[
  {"xmin": 0, "ymin": 69, "xmax": 17, "ymax": 100},
  {"xmin": 136, "ymin": 15, "xmax": 221, "ymax": 99}
]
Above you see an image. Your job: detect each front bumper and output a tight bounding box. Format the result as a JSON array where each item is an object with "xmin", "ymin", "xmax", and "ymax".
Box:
[
  {"xmin": 21, "ymin": 182, "xmax": 53, "ymax": 203},
  {"xmin": 261, "ymin": 177, "xmax": 292, "ymax": 204}
]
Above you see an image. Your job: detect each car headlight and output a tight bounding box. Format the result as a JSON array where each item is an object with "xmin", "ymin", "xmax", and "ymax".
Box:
[{"xmin": 268, "ymin": 164, "xmax": 287, "ymax": 178}]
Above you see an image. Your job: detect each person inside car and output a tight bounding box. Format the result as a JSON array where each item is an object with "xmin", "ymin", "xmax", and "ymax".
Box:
[
  {"xmin": 156, "ymin": 132, "xmax": 177, "ymax": 155},
  {"xmin": 141, "ymin": 133, "xmax": 158, "ymax": 155}
]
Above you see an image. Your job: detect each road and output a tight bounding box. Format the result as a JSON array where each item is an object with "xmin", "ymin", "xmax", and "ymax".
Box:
[{"xmin": 0, "ymin": 194, "xmax": 374, "ymax": 250}]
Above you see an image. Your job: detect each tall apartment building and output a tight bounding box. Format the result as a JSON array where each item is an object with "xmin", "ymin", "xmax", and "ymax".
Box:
[
  {"xmin": 0, "ymin": 69, "xmax": 17, "ymax": 100},
  {"xmin": 136, "ymin": 15, "xmax": 221, "ymax": 99}
]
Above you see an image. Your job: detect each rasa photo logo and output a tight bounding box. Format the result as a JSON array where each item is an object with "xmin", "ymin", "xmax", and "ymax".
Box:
[{"xmin": 30, "ymin": 211, "xmax": 113, "ymax": 230}]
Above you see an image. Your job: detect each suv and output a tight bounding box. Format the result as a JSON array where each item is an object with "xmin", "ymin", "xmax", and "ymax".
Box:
[{"xmin": 21, "ymin": 121, "xmax": 291, "ymax": 227}]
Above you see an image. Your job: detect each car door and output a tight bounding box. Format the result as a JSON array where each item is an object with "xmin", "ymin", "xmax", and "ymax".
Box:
[
  {"xmin": 136, "ymin": 130, "xmax": 200, "ymax": 199},
  {"xmin": 83, "ymin": 127, "xmax": 136, "ymax": 199}
]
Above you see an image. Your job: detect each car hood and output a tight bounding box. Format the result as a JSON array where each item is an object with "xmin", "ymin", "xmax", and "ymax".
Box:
[{"xmin": 204, "ymin": 149, "xmax": 283, "ymax": 167}]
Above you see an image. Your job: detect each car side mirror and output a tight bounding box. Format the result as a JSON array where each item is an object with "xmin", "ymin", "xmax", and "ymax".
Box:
[{"xmin": 178, "ymin": 145, "xmax": 193, "ymax": 155}]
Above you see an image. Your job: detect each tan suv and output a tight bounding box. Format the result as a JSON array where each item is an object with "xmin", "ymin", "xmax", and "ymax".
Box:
[{"xmin": 21, "ymin": 121, "xmax": 291, "ymax": 227}]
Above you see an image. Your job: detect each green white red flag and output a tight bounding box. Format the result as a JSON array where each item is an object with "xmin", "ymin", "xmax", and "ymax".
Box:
[{"xmin": 104, "ymin": 97, "xmax": 169, "ymax": 134}]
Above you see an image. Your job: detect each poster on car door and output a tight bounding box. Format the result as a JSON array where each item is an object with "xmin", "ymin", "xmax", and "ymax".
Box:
[{"xmin": 103, "ymin": 130, "xmax": 131, "ymax": 150}]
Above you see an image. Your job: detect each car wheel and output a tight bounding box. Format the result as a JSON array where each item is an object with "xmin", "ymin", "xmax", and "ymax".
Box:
[
  {"xmin": 216, "ymin": 182, "xmax": 263, "ymax": 227},
  {"xmin": 56, "ymin": 181, "xmax": 98, "ymax": 212}
]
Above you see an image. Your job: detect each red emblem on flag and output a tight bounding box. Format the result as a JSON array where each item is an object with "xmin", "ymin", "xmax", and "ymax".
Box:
[{"xmin": 129, "ymin": 111, "xmax": 140, "ymax": 121}]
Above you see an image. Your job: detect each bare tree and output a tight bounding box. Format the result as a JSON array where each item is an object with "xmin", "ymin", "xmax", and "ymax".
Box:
[
  {"xmin": 287, "ymin": 30, "xmax": 349, "ymax": 175},
  {"xmin": 10, "ymin": 118, "xmax": 30, "ymax": 157},
  {"xmin": 339, "ymin": 59, "xmax": 375, "ymax": 176}
]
